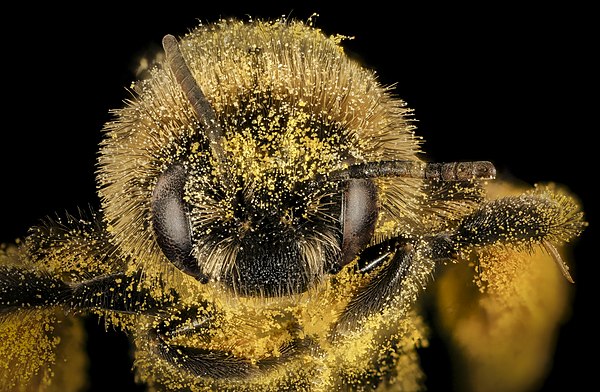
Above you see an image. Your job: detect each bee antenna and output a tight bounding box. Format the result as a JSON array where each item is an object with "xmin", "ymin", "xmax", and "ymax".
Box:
[
  {"xmin": 162, "ymin": 34, "xmax": 226, "ymax": 163},
  {"xmin": 315, "ymin": 160, "xmax": 496, "ymax": 183}
]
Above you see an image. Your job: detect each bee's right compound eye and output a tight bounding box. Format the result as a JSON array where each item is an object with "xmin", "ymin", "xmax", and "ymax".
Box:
[
  {"xmin": 340, "ymin": 179, "xmax": 379, "ymax": 267},
  {"xmin": 152, "ymin": 164, "xmax": 206, "ymax": 282}
]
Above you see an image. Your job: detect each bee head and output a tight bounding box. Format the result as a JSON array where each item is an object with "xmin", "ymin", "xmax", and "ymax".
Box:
[{"xmin": 149, "ymin": 35, "xmax": 381, "ymax": 297}]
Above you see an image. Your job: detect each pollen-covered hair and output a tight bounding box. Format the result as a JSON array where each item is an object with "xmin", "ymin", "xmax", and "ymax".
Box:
[{"xmin": 97, "ymin": 18, "xmax": 422, "ymax": 289}]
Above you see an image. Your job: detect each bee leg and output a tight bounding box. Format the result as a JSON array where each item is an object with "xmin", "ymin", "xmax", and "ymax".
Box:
[
  {"xmin": 0, "ymin": 268, "xmax": 167, "ymax": 315},
  {"xmin": 70, "ymin": 272, "xmax": 172, "ymax": 313},
  {"xmin": 334, "ymin": 241, "xmax": 415, "ymax": 333},
  {"xmin": 333, "ymin": 186, "xmax": 587, "ymax": 329},
  {"xmin": 0, "ymin": 266, "xmax": 71, "ymax": 314},
  {"xmin": 453, "ymin": 190, "xmax": 584, "ymax": 250},
  {"xmin": 146, "ymin": 314, "xmax": 313, "ymax": 381},
  {"xmin": 446, "ymin": 189, "xmax": 584, "ymax": 282}
]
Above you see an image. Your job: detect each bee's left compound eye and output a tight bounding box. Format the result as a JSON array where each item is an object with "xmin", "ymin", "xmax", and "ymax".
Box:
[
  {"xmin": 340, "ymin": 179, "xmax": 379, "ymax": 267},
  {"xmin": 152, "ymin": 164, "xmax": 206, "ymax": 282}
]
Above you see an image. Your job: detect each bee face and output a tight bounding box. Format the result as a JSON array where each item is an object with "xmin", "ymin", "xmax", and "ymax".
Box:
[
  {"xmin": 153, "ymin": 158, "xmax": 380, "ymax": 296},
  {"xmin": 100, "ymin": 20, "xmax": 402, "ymax": 297},
  {"xmin": 152, "ymin": 158, "xmax": 345, "ymax": 297}
]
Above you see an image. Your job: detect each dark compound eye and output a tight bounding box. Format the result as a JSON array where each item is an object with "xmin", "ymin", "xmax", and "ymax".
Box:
[
  {"xmin": 340, "ymin": 179, "xmax": 379, "ymax": 267},
  {"xmin": 152, "ymin": 164, "xmax": 207, "ymax": 282}
]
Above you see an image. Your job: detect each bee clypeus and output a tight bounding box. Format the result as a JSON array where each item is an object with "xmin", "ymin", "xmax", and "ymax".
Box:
[{"xmin": 0, "ymin": 18, "xmax": 586, "ymax": 391}]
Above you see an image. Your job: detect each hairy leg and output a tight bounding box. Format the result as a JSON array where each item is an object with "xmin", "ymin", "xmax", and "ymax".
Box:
[
  {"xmin": 334, "ymin": 187, "xmax": 585, "ymax": 333},
  {"xmin": 137, "ymin": 304, "xmax": 314, "ymax": 384},
  {"xmin": 0, "ymin": 268, "xmax": 164, "ymax": 315}
]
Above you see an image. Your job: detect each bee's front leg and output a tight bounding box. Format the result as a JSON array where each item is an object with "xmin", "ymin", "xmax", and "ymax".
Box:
[
  {"xmin": 141, "ymin": 305, "xmax": 314, "ymax": 381},
  {"xmin": 334, "ymin": 240, "xmax": 416, "ymax": 333},
  {"xmin": 0, "ymin": 268, "xmax": 164, "ymax": 315}
]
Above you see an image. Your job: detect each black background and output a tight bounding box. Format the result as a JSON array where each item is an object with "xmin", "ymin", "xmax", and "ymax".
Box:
[{"xmin": 0, "ymin": 2, "xmax": 594, "ymax": 391}]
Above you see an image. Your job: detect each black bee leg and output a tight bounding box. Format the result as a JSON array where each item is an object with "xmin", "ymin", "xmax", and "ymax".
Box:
[
  {"xmin": 147, "ymin": 309, "xmax": 314, "ymax": 380},
  {"xmin": 0, "ymin": 268, "xmax": 166, "ymax": 315},
  {"xmin": 0, "ymin": 266, "xmax": 70, "ymax": 314},
  {"xmin": 334, "ymin": 240, "xmax": 415, "ymax": 333}
]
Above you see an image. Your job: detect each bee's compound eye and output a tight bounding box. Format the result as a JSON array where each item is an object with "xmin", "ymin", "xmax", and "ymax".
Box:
[
  {"xmin": 152, "ymin": 164, "xmax": 206, "ymax": 282},
  {"xmin": 341, "ymin": 179, "xmax": 379, "ymax": 266}
]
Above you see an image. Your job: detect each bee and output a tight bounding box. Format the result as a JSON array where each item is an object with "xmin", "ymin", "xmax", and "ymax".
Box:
[{"xmin": 0, "ymin": 17, "xmax": 586, "ymax": 392}]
